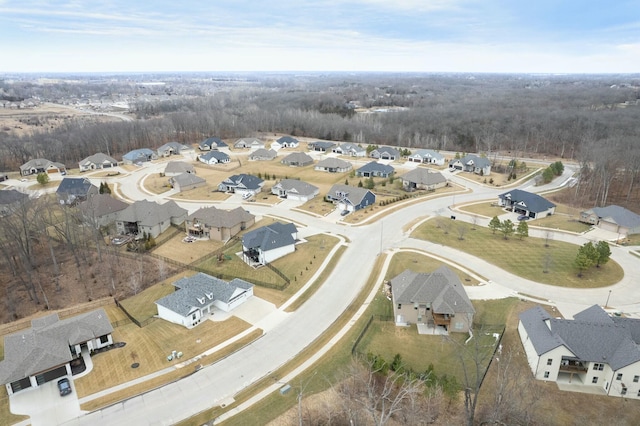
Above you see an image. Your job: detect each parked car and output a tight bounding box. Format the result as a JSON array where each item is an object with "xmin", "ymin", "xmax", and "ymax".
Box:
[
  {"xmin": 340, "ymin": 210, "xmax": 350, "ymax": 216},
  {"xmin": 57, "ymin": 377, "xmax": 72, "ymax": 396},
  {"xmin": 242, "ymin": 192, "xmax": 253, "ymax": 200},
  {"xmin": 517, "ymin": 215, "xmax": 530, "ymax": 221}
]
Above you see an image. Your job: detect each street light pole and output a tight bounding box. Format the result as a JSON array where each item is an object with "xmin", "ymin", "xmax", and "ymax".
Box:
[{"xmin": 605, "ymin": 290, "xmax": 612, "ymax": 308}]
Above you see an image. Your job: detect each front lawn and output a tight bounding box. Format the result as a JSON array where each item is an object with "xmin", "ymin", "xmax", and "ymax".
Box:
[{"xmin": 411, "ymin": 219, "xmax": 623, "ymax": 288}]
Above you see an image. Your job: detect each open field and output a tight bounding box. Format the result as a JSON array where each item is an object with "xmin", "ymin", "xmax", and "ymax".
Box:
[{"xmin": 411, "ymin": 219, "xmax": 623, "ymax": 288}]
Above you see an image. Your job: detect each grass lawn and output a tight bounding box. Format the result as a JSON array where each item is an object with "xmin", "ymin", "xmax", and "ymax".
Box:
[
  {"xmin": 74, "ymin": 314, "xmax": 253, "ymax": 398},
  {"xmin": 532, "ymin": 214, "xmax": 592, "ymax": 233},
  {"xmin": 384, "ymin": 251, "xmax": 480, "ymax": 285},
  {"xmin": 459, "ymin": 201, "xmax": 504, "ymax": 218},
  {"xmin": 411, "ymin": 220, "xmax": 623, "ymax": 288},
  {"xmin": 152, "ymin": 232, "xmax": 225, "ymax": 265}
]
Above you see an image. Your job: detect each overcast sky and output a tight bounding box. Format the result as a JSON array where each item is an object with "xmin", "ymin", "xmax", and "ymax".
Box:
[{"xmin": 1, "ymin": 0, "xmax": 638, "ymax": 74}]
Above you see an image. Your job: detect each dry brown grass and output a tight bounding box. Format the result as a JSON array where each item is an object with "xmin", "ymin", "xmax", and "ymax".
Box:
[
  {"xmin": 73, "ymin": 315, "xmax": 252, "ymax": 398},
  {"xmin": 152, "ymin": 232, "xmax": 225, "ymax": 264}
]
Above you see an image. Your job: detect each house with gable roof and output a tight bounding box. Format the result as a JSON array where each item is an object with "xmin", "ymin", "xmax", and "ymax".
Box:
[
  {"xmin": 122, "ymin": 148, "xmax": 157, "ymax": 165},
  {"xmin": 400, "ymin": 168, "xmax": 447, "ymax": 192},
  {"xmin": 157, "ymin": 141, "xmax": 193, "ymax": 157},
  {"xmin": 326, "ymin": 184, "xmax": 375, "ymax": 213},
  {"xmin": 390, "ymin": 266, "xmax": 475, "ymax": 333},
  {"xmin": 271, "ymin": 136, "xmax": 299, "ymax": 150},
  {"xmin": 242, "ymin": 222, "xmax": 298, "ymax": 266},
  {"xmin": 20, "ymin": 158, "xmax": 66, "ymax": 176},
  {"xmin": 56, "ymin": 177, "xmax": 99, "ymax": 205},
  {"xmin": 355, "ymin": 161, "xmax": 395, "ymax": 178},
  {"xmin": 155, "ymin": 273, "xmax": 254, "ymax": 329},
  {"xmin": 249, "ymin": 148, "xmax": 277, "ymax": 161},
  {"xmin": 78, "ymin": 193, "xmax": 129, "ymax": 228},
  {"xmin": 164, "ymin": 161, "xmax": 195, "ymax": 176},
  {"xmin": 218, "ymin": 174, "xmax": 264, "ymax": 196},
  {"xmin": 518, "ymin": 304, "xmax": 640, "ymax": 399},
  {"xmin": 281, "ymin": 152, "xmax": 314, "ymax": 167},
  {"xmin": 449, "ymin": 154, "xmax": 491, "ymax": 175},
  {"xmin": 333, "ymin": 142, "xmax": 366, "ymax": 157},
  {"xmin": 271, "ymin": 179, "xmax": 319, "ymax": 202},
  {"xmin": 199, "ymin": 150, "xmax": 231, "ymax": 165},
  {"xmin": 234, "ymin": 137, "xmax": 265, "ymax": 150},
  {"xmin": 579, "ymin": 205, "xmax": 640, "ymax": 237},
  {"xmin": 314, "ymin": 157, "xmax": 352, "ymax": 173},
  {"xmin": 199, "ymin": 137, "xmax": 228, "ymax": 151},
  {"xmin": 0, "ymin": 189, "xmax": 29, "ymax": 216},
  {"xmin": 169, "ymin": 173, "xmax": 206, "ymax": 193},
  {"xmin": 370, "ymin": 146, "xmax": 401, "ymax": 161},
  {"xmin": 0, "ymin": 309, "xmax": 113, "ymax": 395},
  {"xmin": 186, "ymin": 206, "xmax": 255, "ymax": 241},
  {"xmin": 408, "ymin": 149, "xmax": 445, "ymax": 165},
  {"xmin": 79, "ymin": 153, "xmax": 118, "ymax": 171},
  {"xmin": 115, "ymin": 199, "xmax": 187, "ymax": 238},
  {"xmin": 308, "ymin": 141, "xmax": 336, "ymax": 152},
  {"xmin": 498, "ymin": 189, "xmax": 556, "ymax": 219}
]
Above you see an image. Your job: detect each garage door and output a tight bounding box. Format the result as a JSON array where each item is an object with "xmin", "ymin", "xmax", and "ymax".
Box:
[
  {"xmin": 10, "ymin": 377, "xmax": 32, "ymax": 393},
  {"xmin": 35, "ymin": 365, "xmax": 67, "ymax": 385},
  {"xmin": 599, "ymin": 220, "xmax": 619, "ymax": 233}
]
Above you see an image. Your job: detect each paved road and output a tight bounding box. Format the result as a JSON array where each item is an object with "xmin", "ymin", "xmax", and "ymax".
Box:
[{"xmin": 57, "ymin": 159, "xmax": 640, "ymax": 425}]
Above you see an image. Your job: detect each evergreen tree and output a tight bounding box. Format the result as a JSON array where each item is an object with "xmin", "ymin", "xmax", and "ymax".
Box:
[
  {"xmin": 595, "ymin": 241, "xmax": 611, "ymax": 267},
  {"xmin": 36, "ymin": 172, "xmax": 49, "ymax": 185},
  {"xmin": 489, "ymin": 216, "xmax": 501, "ymax": 234},
  {"xmin": 516, "ymin": 220, "xmax": 529, "ymax": 239},
  {"xmin": 500, "ymin": 219, "xmax": 515, "ymax": 240}
]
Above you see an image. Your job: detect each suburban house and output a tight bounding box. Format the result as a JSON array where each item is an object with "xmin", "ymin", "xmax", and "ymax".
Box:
[
  {"xmin": 408, "ymin": 149, "xmax": 445, "ymax": 165},
  {"xmin": 218, "ymin": 174, "xmax": 264, "ymax": 196},
  {"xmin": 390, "ymin": 266, "xmax": 475, "ymax": 333},
  {"xmin": 370, "ymin": 146, "xmax": 401, "ymax": 161},
  {"xmin": 78, "ymin": 193, "xmax": 129, "ymax": 228},
  {"xmin": 355, "ymin": 161, "xmax": 395, "ymax": 178},
  {"xmin": 518, "ymin": 304, "xmax": 640, "ymax": 399},
  {"xmin": 271, "ymin": 179, "xmax": 319, "ymax": 202},
  {"xmin": 0, "ymin": 189, "xmax": 29, "ymax": 216},
  {"xmin": 579, "ymin": 205, "xmax": 640, "ymax": 237},
  {"xmin": 249, "ymin": 148, "xmax": 277, "ymax": 161},
  {"xmin": 122, "ymin": 148, "xmax": 157, "ymax": 165},
  {"xmin": 498, "ymin": 189, "xmax": 556, "ymax": 219},
  {"xmin": 56, "ymin": 177, "xmax": 99, "ymax": 205},
  {"xmin": 186, "ymin": 206, "xmax": 255, "ymax": 241},
  {"xmin": 281, "ymin": 152, "xmax": 314, "ymax": 167},
  {"xmin": 0, "ymin": 309, "xmax": 113, "ymax": 396},
  {"xmin": 400, "ymin": 168, "xmax": 447, "ymax": 192},
  {"xmin": 157, "ymin": 141, "xmax": 193, "ymax": 157},
  {"xmin": 199, "ymin": 137, "xmax": 228, "ymax": 151},
  {"xmin": 242, "ymin": 222, "xmax": 298, "ymax": 266},
  {"xmin": 326, "ymin": 184, "xmax": 376, "ymax": 212},
  {"xmin": 308, "ymin": 141, "xmax": 336, "ymax": 152},
  {"xmin": 314, "ymin": 158, "xmax": 352, "ymax": 173},
  {"xmin": 78, "ymin": 153, "xmax": 118, "ymax": 171},
  {"xmin": 333, "ymin": 143, "xmax": 366, "ymax": 157},
  {"xmin": 20, "ymin": 158, "xmax": 66, "ymax": 176},
  {"xmin": 449, "ymin": 154, "xmax": 491, "ymax": 175},
  {"xmin": 199, "ymin": 150, "xmax": 231, "ymax": 165},
  {"xmin": 234, "ymin": 137, "xmax": 264, "ymax": 150},
  {"xmin": 164, "ymin": 161, "xmax": 195, "ymax": 176},
  {"xmin": 115, "ymin": 199, "xmax": 187, "ymax": 239},
  {"xmin": 169, "ymin": 173, "xmax": 206, "ymax": 193},
  {"xmin": 271, "ymin": 136, "xmax": 299, "ymax": 149},
  {"xmin": 155, "ymin": 273, "xmax": 254, "ymax": 329}
]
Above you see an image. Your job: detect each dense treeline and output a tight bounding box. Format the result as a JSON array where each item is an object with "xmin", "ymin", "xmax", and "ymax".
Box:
[{"xmin": 1, "ymin": 73, "xmax": 640, "ymax": 207}]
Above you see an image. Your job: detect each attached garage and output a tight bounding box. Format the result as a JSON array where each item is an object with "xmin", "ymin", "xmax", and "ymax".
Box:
[
  {"xmin": 599, "ymin": 220, "xmax": 621, "ymax": 233},
  {"xmin": 35, "ymin": 365, "xmax": 68, "ymax": 385},
  {"xmin": 10, "ymin": 377, "xmax": 32, "ymax": 393}
]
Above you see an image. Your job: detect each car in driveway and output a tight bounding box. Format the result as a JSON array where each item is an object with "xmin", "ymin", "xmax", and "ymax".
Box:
[
  {"xmin": 57, "ymin": 377, "xmax": 72, "ymax": 396},
  {"xmin": 517, "ymin": 215, "xmax": 530, "ymax": 221}
]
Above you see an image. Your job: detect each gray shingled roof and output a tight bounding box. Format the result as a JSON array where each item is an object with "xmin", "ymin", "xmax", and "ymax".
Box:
[
  {"xmin": 372, "ymin": 146, "xmax": 400, "ymax": 157},
  {"xmin": 156, "ymin": 273, "xmax": 253, "ymax": 317},
  {"xmin": 79, "ymin": 152, "xmax": 118, "ymax": 167},
  {"xmin": 123, "ymin": 148, "xmax": 155, "ymax": 162},
  {"xmin": 498, "ymin": 189, "xmax": 556, "ymax": 213},
  {"xmin": 171, "ymin": 173, "xmax": 205, "ymax": 187},
  {"xmin": 187, "ymin": 206, "xmax": 254, "ymax": 228},
  {"xmin": 411, "ymin": 149, "xmax": 444, "ymax": 160},
  {"xmin": 116, "ymin": 199, "xmax": 186, "ymax": 227},
  {"xmin": 20, "ymin": 158, "xmax": 65, "ymax": 172},
  {"xmin": 316, "ymin": 158, "xmax": 351, "ymax": 169},
  {"xmin": 221, "ymin": 174, "xmax": 264, "ymax": 190},
  {"xmin": 0, "ymin": 309, "xmax": 113, "ymax": 385},
  {"xmin": 249, "ymin": 148, "xmax": 277, "ymax": 160},
  {"xmin": 200, "ymin": 151, "xmax": 230, "ymax": 162},
  {"xmin": 450, "ymin": 154, "xmax": 491, "ymax": 169},
  {"xmin": 200, "ymin": 137, "xmax": 227, "ymax": 148},
  {"xmin": 588, "ymin": 205, "xmax": 640, "ymax": 229},
  {"xmin": 391, "ymin": 266, "xmax": 475, "ymax": 315},
  {"xmin": 56, "ymin": 177, "xmax": 98, "ymax": 198},
  {"xmin": 78, "ymin": 194, "xmax": 129, "ymax": 218},
  {"xmin": 281, "ymin": 152, "xmax": 313, "ymax": 165},
  {"xmin": 277, "ymin": 136, "xmax": 298, "ymax": 144},
  {"xmin": 242, "ymin": 222, "xmax": 297, "ymax": 251},
  {"xmin": 520, "ymin": 305, "xmax": 640, "ymax": 370},
  {"xmin": 157, "ymin": 142, "xmax": 190, "ymax": 153},
  {"xmin": 309, "ymin": 141, "xmax": 336, "ymax": 150},
  {"xmin": 273, "ymin": 179, "xmax": 319, "ymax": 197},
  {"xmin": 164, "ymin": 161, "xmax": 195, "ymax": 174},
  {"xmin": 400, "ymin": 168, "xmax": 446, "ymax": 185},
  {"xmin": 327, "ymin": 184, "xmax": 373, "ymax": 206},
  {"xmin": 357, "ymin": 161, "xmax": 395, "ymax": 175},
  {"xmin": 0, "ymin": 189, "xmax": 29, "ymax": 205},
  {"xmin": 337, "ymin": 143, "xmax": 365, "ymax": 154}
]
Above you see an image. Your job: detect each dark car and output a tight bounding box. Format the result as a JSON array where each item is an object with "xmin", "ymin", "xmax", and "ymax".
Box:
[
  {"xmin": 57, "ymin": 377, "xmax": 72, "ymax": 396},
  {"xmin": 340, "ymin": 210, "xmax": 350, "ymax": 216},
  {"xmin": 517, "ymin": 215, "xmax": 530, "ymax": 221}
]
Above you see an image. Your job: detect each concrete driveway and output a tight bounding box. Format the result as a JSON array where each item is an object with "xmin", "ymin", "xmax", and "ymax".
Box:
[{"xmin": 10, "ymin": 377, "xmax": 83, "ymax": 426}]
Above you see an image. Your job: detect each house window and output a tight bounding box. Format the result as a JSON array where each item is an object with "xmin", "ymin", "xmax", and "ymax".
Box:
[
  {"xmin": 397, "ymin": 304, "xmax": 401, "ymax": 310},
  {"xmin": 99, "ymin": 335, "xmax": 109, "ymax": 344},
  {"xmin": 544, "ymin": 371, "xmax": 550, "ymax": 379},
  {"xmin": 621, "ymin": 387, "xmax": 627, "ymax": 395},
  {"xmin": 593, "ymin": 363, "xmax": 604, "ymax": 371},
  {"xmin": 617, "ymin": 373, "xmax": 623, "ymax": 381},
  {"xmin": 592, "ymin": 377, "xmax": 598, "ymax": 384},
  {"xmin": 634, "ymin": 375, "xmax": 639, "ymax": 383},
  {"xmin": 192, "ymin": 313, "xmax": 197, "ymax": 321},
  {"xmin": 637, "ymin": 389, "xmax": 640, "ymax": 397},
  {"xmin": 547, "ymin": 358, "xmax": 553, "ymax": 366}
]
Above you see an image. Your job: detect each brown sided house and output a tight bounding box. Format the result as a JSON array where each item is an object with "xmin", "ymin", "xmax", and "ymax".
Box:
[{"xmin": 186, "ymin": 206, "xmax": 255, "ymax": 241}]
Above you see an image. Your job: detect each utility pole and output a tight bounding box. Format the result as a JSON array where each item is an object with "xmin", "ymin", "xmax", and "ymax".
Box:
[{"xmin": 605, "ymin": 290, "xmax": 612, "ymax": 308}]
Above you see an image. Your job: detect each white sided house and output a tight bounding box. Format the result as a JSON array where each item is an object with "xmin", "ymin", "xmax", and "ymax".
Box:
[
  {"xmin": 242, "ymin": 222, "xmax": 297, "ymax": 266},
  {"xmin": 518, "ymin": 305, "xmax": 640, "ymax": 399},
  {"xmin": 156, "ymin": 273, "xmax": 254, "ymax": 329}
]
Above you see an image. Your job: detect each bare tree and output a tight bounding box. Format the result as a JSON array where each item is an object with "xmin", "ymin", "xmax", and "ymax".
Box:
[
  {"xmin": 544, "ymin": 230, "xmax": 554, "ymax": 248},
  {"xmin": 457, "ymin": 222, "xmax": 468, "ymax": 240}
]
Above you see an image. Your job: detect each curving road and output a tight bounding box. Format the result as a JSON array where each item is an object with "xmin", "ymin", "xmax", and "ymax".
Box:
[{"xmin": 61, "ymin": 159, "xmax": 639, "ymax": 425}]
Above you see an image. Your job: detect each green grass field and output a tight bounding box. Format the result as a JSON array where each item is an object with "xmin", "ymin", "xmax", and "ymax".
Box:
[{"xmin": 411, "ymin": 220, "xmax": 623, "ymax": 288}]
